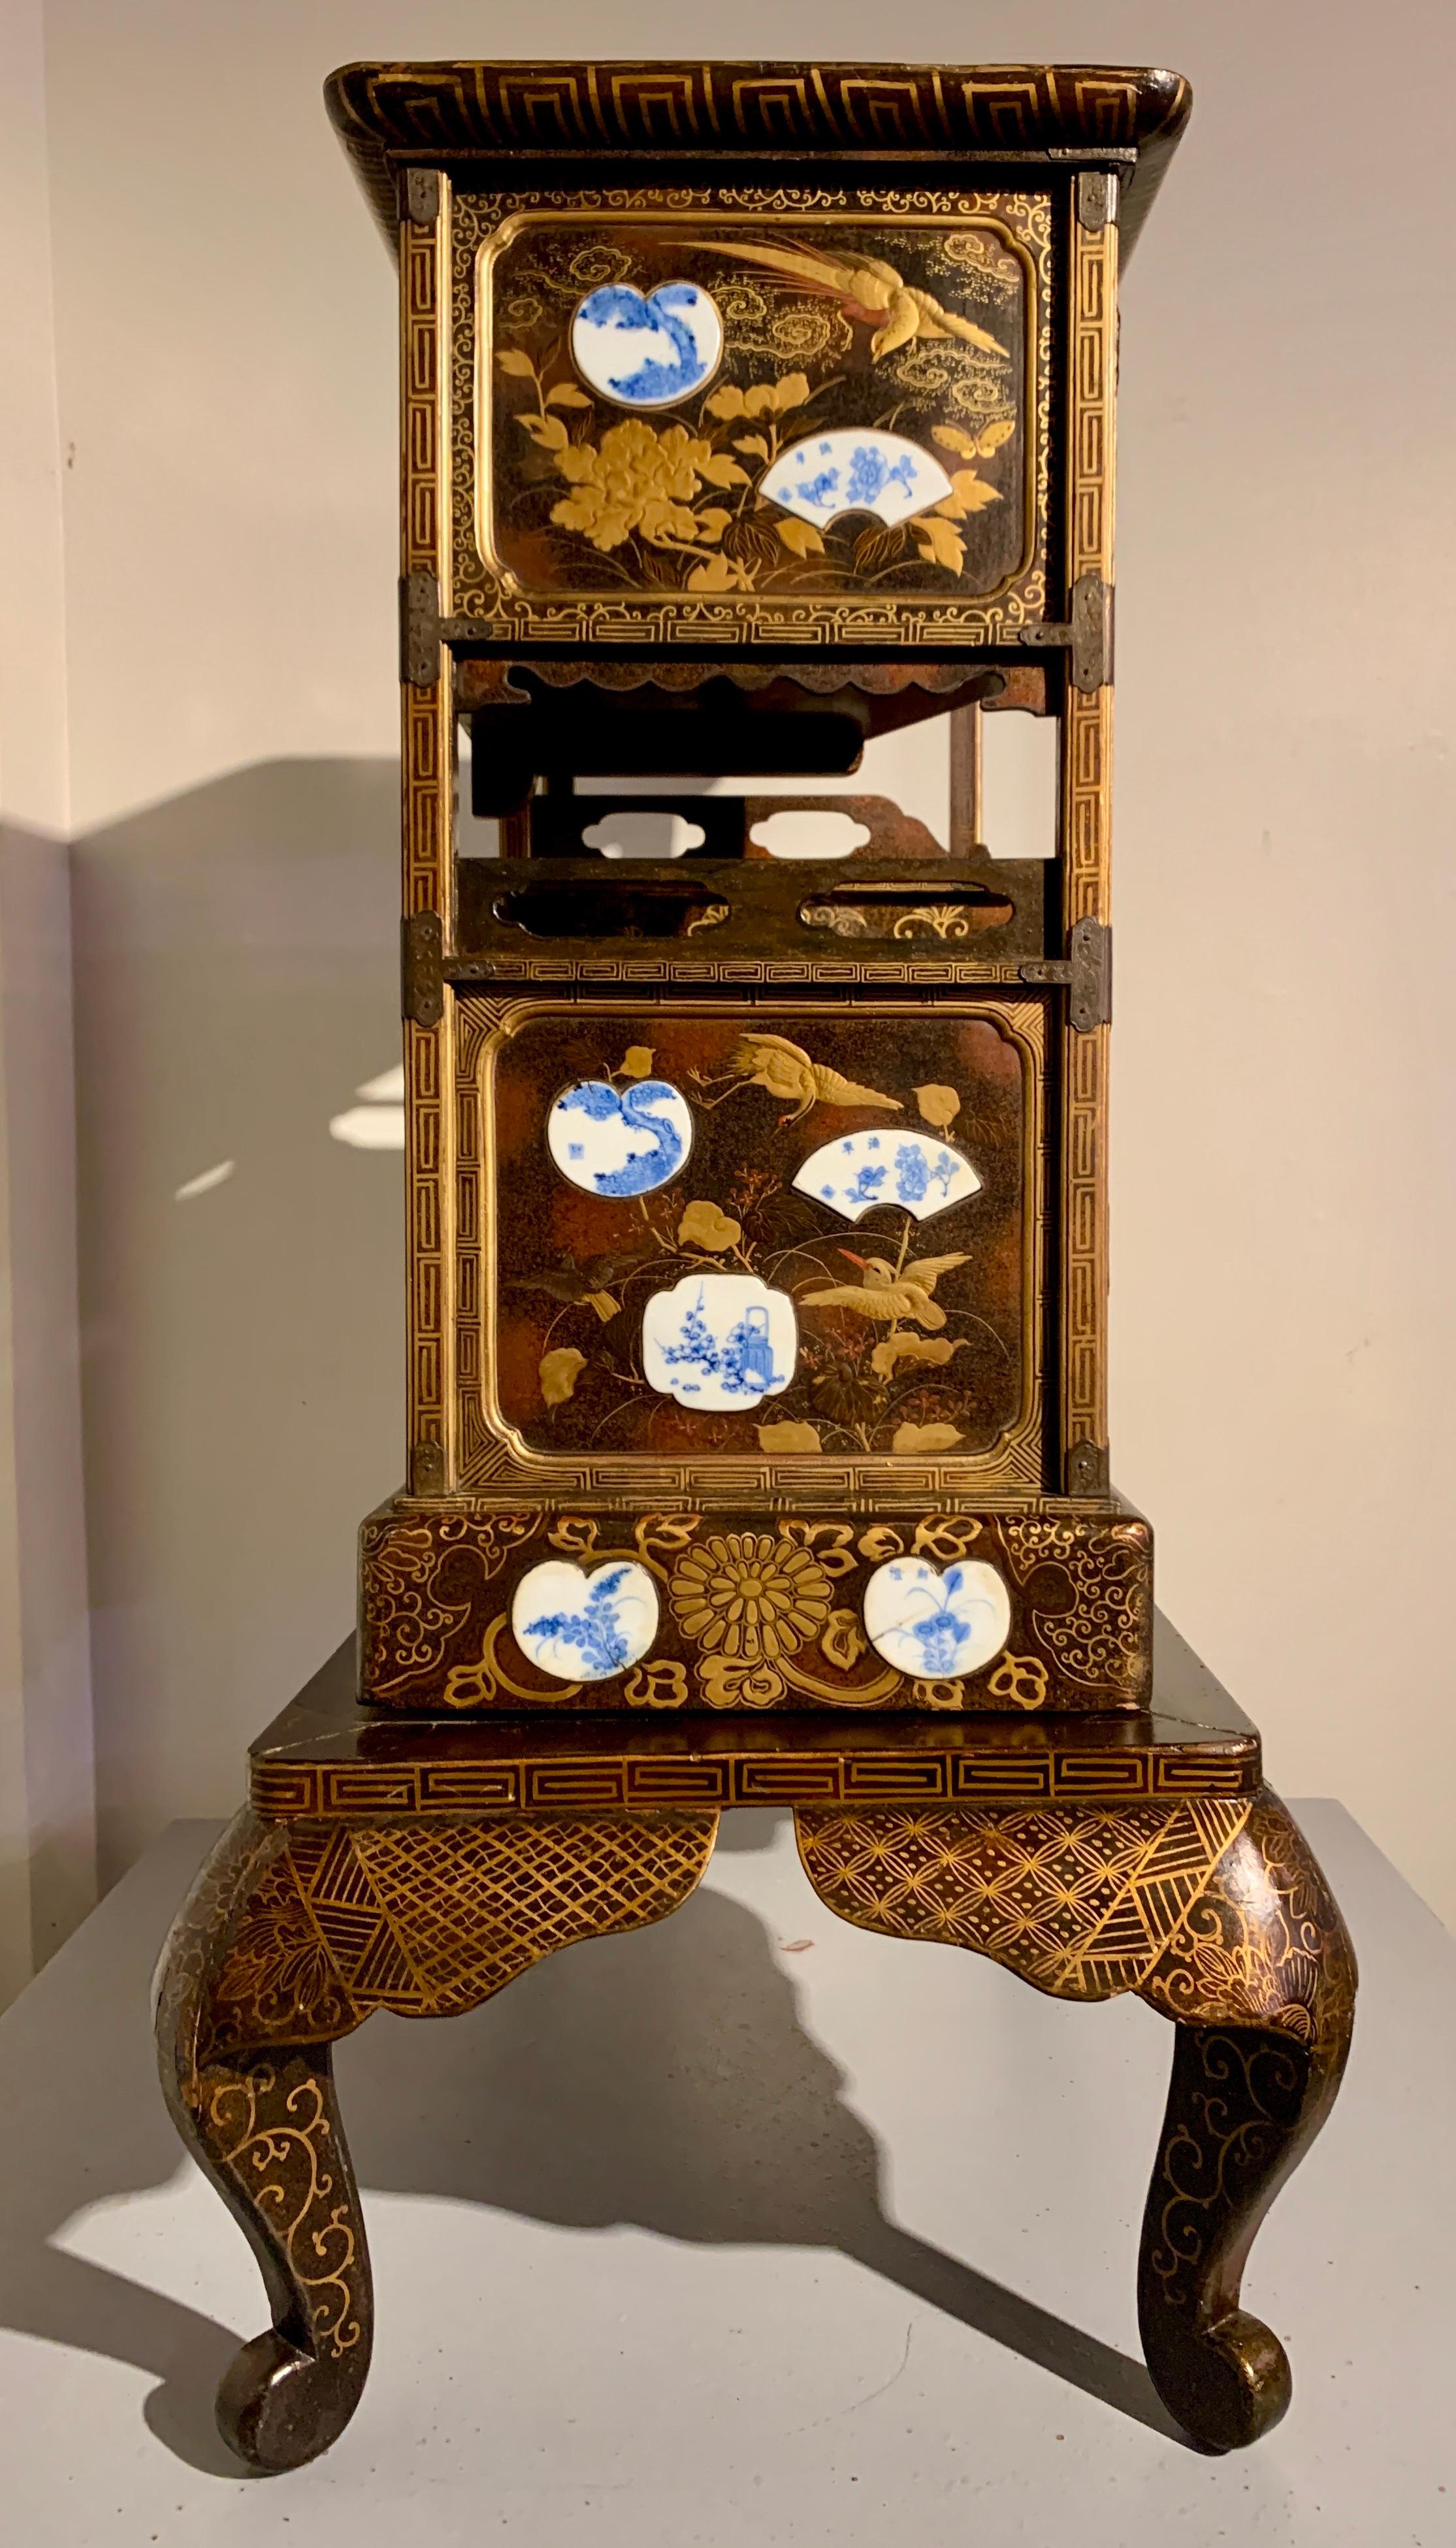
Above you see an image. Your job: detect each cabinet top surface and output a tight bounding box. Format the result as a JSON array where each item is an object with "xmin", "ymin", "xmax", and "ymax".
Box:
[{"xmin": 325, "ymin": 59, "xmax": 1190, "ymax": 259}]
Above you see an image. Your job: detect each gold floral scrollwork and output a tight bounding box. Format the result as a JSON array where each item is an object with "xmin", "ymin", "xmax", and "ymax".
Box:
[
  {"xmin": 207, "ymin": 2063, "xmax": 363, "ymax": 2366},
  {"xmin": 623, "ymin": 1659, "xmax": 688, "ymax": 1710},
  {"xmin": 858, "ymin": 1524, "xmax": 905, "ymax": 1563},
  {"xmin": 698, "ymin": 1658, "xmax": 787, "ymax": 1709},
  {"xmin": 986, "ymin": 1653, "xmax": 1049, "ymax": 1710},
  {"xmin": 443, "ymin": 1613, "xmax": 582, "ymax": 1709},
  {"xmin": 911, "ymin": 1514, "xmax": 983, "ymax": 1561},
  {"xmin": 549, "ymin": 1514, "xmax": 600, "ymax": 1554},
  {"xmin": 911, "ymin": 1677, "xmax": 968, "ymax": 1710},
  {"xmin": 821, "ymin": 1609, "xmax": 868, "ymax": 1671},
  {"xmin": 779, "ymin": 1519, "xmax": 858, "ymax": 1578},
  {"xmin": 634, "ymin": 1512, "xmax": 703, "ymax": 1567}
]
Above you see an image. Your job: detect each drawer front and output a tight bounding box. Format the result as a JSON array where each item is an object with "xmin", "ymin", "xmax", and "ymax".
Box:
[
  {"xmin": 450, "ymin": 189, "xmax": 1052, "ymax": 648},
  {"xmin": 358, "ymin": 1503, "xmax": 1151, "ymax": 1715},
  {"xmin": 455, "ymin": 994, "xmax": 1046, "ymax": 1493}
]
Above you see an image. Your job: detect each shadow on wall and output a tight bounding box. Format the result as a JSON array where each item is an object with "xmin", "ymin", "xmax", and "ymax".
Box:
[{"xmin": 71, "ymin": 761, "xmax": 405, "ymax": 1888}]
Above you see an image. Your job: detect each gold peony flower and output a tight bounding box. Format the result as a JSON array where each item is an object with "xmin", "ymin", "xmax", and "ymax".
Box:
[
  {"xmin": 670, "ymin": 1530, "xmax": 832, "ymax": 1664},
  {"xmin": 551, "ymin": 419, "xmax": 723, "ymax": 552}
]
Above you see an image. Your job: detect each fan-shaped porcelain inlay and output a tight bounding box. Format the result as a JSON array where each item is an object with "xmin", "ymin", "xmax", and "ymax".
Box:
[
  {"xmin": 642, "ymin": 1273, "xmax": 796, "ymax": 1411},
  {"xmin": 511, "ymin": 1559, "xmax": 659, "ymax": 1683},
  {"xmin": 547, "ymin": 1078, "xmax": 692, "ymax": 1198},
  {"xmin": 760, "ymin": 429, "xmax": 952, "ymax": 529},
  {"xmin": 570, "ymin": 283, "xmax": 723, "ymax": 410},
  {"xmin": 862, "ymin": 1558, "xmax": 1011, "ymax": 1679},
  {"xmin": 793, "ymin": 1130, "xmax": 982, "ymax": 1223}
]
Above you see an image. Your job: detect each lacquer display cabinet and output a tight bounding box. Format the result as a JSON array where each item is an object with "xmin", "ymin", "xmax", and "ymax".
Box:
[{"xmin": 154, "ymin": 59, "xmax": 1355, "ymax": 2473}]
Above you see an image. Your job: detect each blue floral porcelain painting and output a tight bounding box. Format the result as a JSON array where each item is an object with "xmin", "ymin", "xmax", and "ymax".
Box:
[
  {"xmin": 760, "ymin": 429, "xmax": 954, "ymax": 530},
  {"xmin": 642, "ymin": 1273, "xmax": 796, "ymax": 1412},
  {"xmin": 511, "ymin": 1558, "xmax": 659, "ymax": 1684},
  {"xmin": 570, "ymin": 282, "xmax": 724, "ymax": 410},
  {"xmin": 792, "ymin": 1130, "xmax": 982, "ymax": 1224},
  {"xmin": 547, "ymin": 1077, "xmax": 693, "ymax": 1198},
  {"xmin": 862, "ymin": 1558, "xmax": 1011, "ymax": 1680}
]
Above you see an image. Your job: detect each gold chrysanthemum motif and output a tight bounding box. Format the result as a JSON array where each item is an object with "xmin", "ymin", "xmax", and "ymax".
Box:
[{"xmin": 670, "ymin": 1530, "xmax": 832, "ymax": 1664}]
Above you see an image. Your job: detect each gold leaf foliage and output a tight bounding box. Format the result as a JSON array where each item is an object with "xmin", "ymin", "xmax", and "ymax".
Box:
[
  {"xmin": 986, "ymin": 1653, "xmax": 1050, "ymax": 1710},
  {"xmin": 911, "ymin": 1515, "xmax": 981, "ymax": 1560},
  {"xmin": 858, "ymin": 1524, "xmax": 905, "ymax": 1563},
  {"xmin": 495, "ymin": 348, "xmax": 536, "ymax": 378},
  {"xmin": 935, "ymin": 468, "xmax": 1001, "ymax": 522},
  {"xmin": 869, "ymin": 1331, "xmax": 967, "ymax": 1381},
  {"xmin": 619, "ymin": 1044, "xmax": 654, "ymax": 1079},
  {"xmin": 678, "ymin": 1199, "xmax": 743, "ymax": 1254},
  {"xmin": 776, "ymin": 519, "xmax": 826, "ymax": 559},
  {"xmin": 914, "ymin": 1082, "xmax": 962, "ymax": 1128},
  {"xmin": 539, "ymin": 1347, "xmax": 587, "ymax": 1409},
  {"xmin": 891, "ymin": 1420, "xmax": 963, "ymax": 1452},
  {"xmin": 913, "ymin": 514, "xmax": 966, "ymax": 574},
  {"xmin": 584, "ymin": 1290, "xmax": 620, "ymax": 1323},
  {"xmin": 822, "ymin": 1609, "xmax": 867, "ymax": 1671},
  {"xmin": 756, "ymin": 1419, "xmax": 822, "ymax": 1454},
  {"xmin": 623, "ymin": 1659, "xmax": 689, "ymax": 1709},
  {"xmin": 546, "ymin": 383, "xmax": 592, "ymax": 408}
]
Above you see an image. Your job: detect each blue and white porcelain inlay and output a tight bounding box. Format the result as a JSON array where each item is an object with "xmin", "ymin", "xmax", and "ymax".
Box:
[
  {"xmin": 641, "ymin": 1273, "xmax": 797, "ymax": 1412},
  {"xmin": 862, "ymin": 1558, "xmax": 1011, "ymax": 1680},
  {"xmin": 547, "ymin": 1078, "xmax": 692, "ymax": 1198},
  {"xmin": 570, "ymin": 282, "xmax": 724, "ymax": 410},
  {"xmin": 793, "ymin": 1130, "xmax": 982, "ymax": 1224},
  {"xmin": 759, "ymin": 429, "xmax": 953, "ymax": 530},
  {"xmin": 511, "ymin": 1558, "xmax": 658, "ymax": 1684}
]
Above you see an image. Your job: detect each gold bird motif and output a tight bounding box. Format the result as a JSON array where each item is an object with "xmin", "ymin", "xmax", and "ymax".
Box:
[
  {"xmin": 856, "ymin": 1252, "xmax": 970, "ymax": 1296},
  {"xmin": 800, "ymin": 1279, "xmax": 947, "ymax": 1331},
  {"xmin": 710, "ymin": 1034, "xmax": 902, "ymax": 1126},
  {"xmin": 700, "ymin": 240, "xmax": 1010, "ymax": 363}
]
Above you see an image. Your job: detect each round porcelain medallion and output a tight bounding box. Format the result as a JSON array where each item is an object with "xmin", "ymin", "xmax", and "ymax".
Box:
[{"xmin": 570, "ymin": 282, "xmax": 724, "ymax": 410}]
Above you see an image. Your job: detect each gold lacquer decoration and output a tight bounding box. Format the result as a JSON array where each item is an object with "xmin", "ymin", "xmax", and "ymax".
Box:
[{"xmin": 449, "ymin": 191, "xmax": 1052, "ymax": 646}]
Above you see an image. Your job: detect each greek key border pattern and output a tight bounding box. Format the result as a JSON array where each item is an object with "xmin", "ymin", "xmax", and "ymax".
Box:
[
  {"xmin": 1060, "ymin": 191, "xmax": 1116, "ymax": 1473},
  {"xmin": 251, "ymin": 1748, "xmax": 1255, "ymax": 1821}
]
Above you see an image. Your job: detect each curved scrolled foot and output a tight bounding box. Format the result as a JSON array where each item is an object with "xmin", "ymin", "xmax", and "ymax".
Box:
[
  {"xmin": 154, "ymin": 1816, "xmax": 372, "ymax": 2471},
  {"xmin": 1136, "ymin": 1793, "xmax": 1357, "ymax": 2451}
]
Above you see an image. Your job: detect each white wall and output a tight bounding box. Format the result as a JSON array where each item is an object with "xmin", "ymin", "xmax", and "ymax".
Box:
[
  {"xmin": 19, "ymin": 1, "xmax": 1456, "ymax": 1919},
  {"xmin": 0, "ymin": 0, "xmax": 95, "ymax": 1993}
]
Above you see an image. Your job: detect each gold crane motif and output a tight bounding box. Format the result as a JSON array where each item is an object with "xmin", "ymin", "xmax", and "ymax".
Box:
[
  {"xmin": 698, "ymin": 241, "xmax": 1011, "ymax": 363},
  {"xmin": 695, "ymin": 1034, "xmax": 901, "ymax": 1126}
]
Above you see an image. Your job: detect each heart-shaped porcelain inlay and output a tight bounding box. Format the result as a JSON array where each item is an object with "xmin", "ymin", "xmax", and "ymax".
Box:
[
  {"xmin": 547, "ymin": 1077, "xmax": 692, "ymax": 1198},
  {"xmin": 794, "ymin": 1130, "xmax": 982, "ymax": 1224},
  {"xmin": 571, "ymin": 282, "xmax": 723, "ymax": 410},
  {"xmin": 642, "ymin": 1273, "xmax": 796, "ymax": 1411},
  {"xmin": 862, "ymin": 1556, "xmax": 1011, "ymax": 1679},
  {"xmin": 511, "ymin": 1558, "xmax": 659, "ymax": 1683},
  {"xmin": 760, "ymin": 429, "xmax": 953, "ymax": 529}
]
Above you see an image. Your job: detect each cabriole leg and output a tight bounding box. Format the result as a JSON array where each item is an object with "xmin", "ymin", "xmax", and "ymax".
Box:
[
  {"xmin": 154, "ymin": 1815, "xmax": 371, "ymax": 2471},
  {"xmin": 1136, "ymin": 1793, "xmax": 1357, "ymax": 2450}
]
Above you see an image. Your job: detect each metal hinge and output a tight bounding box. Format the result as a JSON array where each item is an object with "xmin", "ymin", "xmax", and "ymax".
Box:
[
  {"xmin": 398, "ymin": 167, "xmax": 442, "ymax": 227},
  {"xmin": 399, "ymin": 570, "xmax": 441, "ymax": 689},
  {"xmin": 1069, "ymin": 570, "xmax": 1113, "ymax": 693},
  {"xmin": 1064, "ymin": 1439, "xmax": 1110, "ymax": 1495},
  {"xmin": 1076, "ymin": 170, "xmax": 1119, "ymax": 232},
  {"xmin": 1018, "ymin": 917, "xmax": 1112, "ymax": 1030},
  {"xmin": 401, "ymin": 910, "xmax": 444, "ymax": 1028}
]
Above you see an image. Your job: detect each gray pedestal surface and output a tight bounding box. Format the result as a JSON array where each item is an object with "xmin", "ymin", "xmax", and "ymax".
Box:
[{"xmin": 0, "ymin": 1802, "xmax": 1449, "ymax": 2544}]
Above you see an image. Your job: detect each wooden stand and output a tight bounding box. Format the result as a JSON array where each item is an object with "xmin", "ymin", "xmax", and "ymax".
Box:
[{"xmin": 154, "ymin": 1621, "xmax": 1354, "ymax": 2469}]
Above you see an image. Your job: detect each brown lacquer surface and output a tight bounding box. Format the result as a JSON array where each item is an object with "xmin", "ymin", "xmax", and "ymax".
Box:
[
  {"xmin": 486, "ymin": 1002, "xmax": 1037, "ymax": 1467},
  {"xmin": 357, "ymin": 1504, "xmax": 1151, "ymax": 1714},
  {"xmin": 476, "ymin": 206, "xmax": 1043, "ymax": 615}
]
